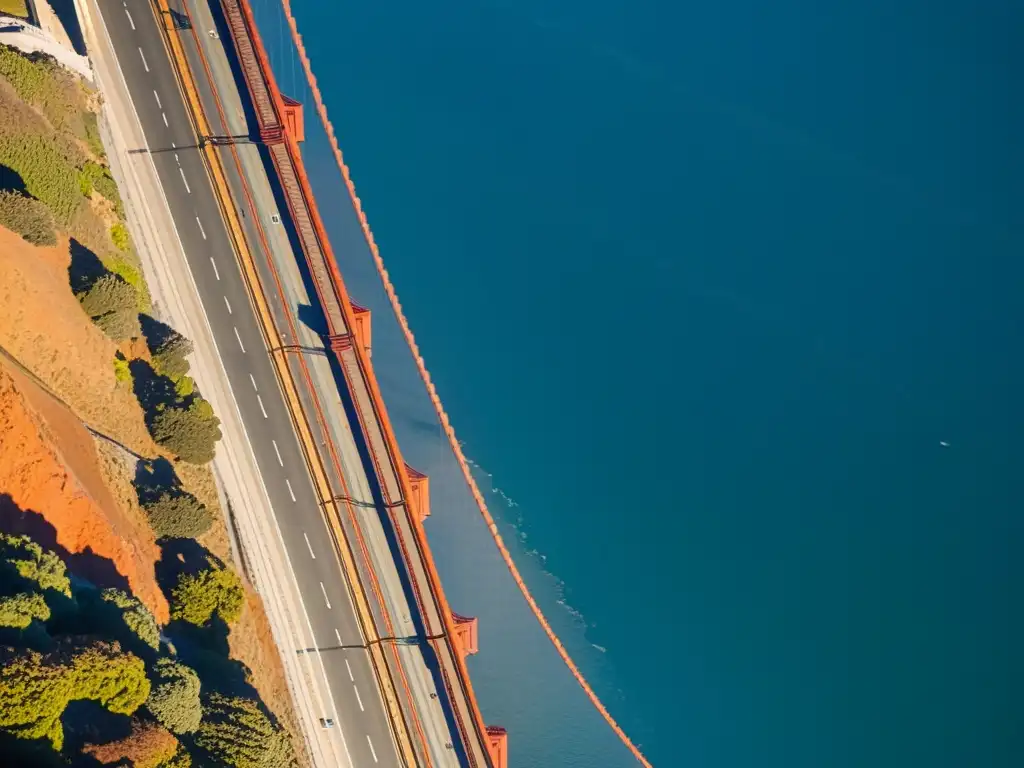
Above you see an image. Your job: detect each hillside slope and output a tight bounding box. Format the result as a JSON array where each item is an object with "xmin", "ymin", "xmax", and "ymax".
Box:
[{"xmin": 0, "ymin": 358, "xmax": 168, "ymax": 622}]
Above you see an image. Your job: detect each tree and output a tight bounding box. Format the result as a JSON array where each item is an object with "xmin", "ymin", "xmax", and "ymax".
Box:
[
  {"xmin": 150, "ymin": 401, "xmax": 221, "ymax": 464},
  {"xmin": 149, "ymin": 328, "xmax": 193, "ymax": 380},
  {"xmin": 0, "ymin": 533, "xmax": 71, "ymax": 596},
  {"xmin": 0, "ymin": 189, "xmax": 56, "ymax": 246},
  {"xmin": 0, "ymin": 592, "xmax": 50, "ymax": 628},
  {"xmin": 142, "ymin": 491, "xmax": 213, "ymax": 539},
  {"xmin": 146, "ymin": 659, "xmax": 202, "ymax": 734},
  {"xmin": 88, "ymin": 724, "xmax": 179, "ymax": 767},
  {"xmin": 0, "ymin": 648, "xmax": 73, "ymax": 749},
  {"xmin": 83, "ymin": 720, "xmax": 179, "ymax": 768},
  {"xmin": 195, "ymin": 694, "xmax": 293, "ymax": 768},
  {"xmin": 101, "ymin": 588, "xmax": 160, "ymax": 650},
  {"xmin": 71, "ymin": 641, "xmax": 151, "ymax": 715},
  {"xmin": 0, "ymin": 642, "xmax": 150, "ymax": 751},
  {"xmin": 78, "ymin": 273, "xmax": 136, "ymax": 319},
  {"xmin": 93, "ymin": 307, "xmax": 141, "ymax": 340},
  {"xmin": 170, "ymin": 560, "xmax": 244, "ymax": 627}
]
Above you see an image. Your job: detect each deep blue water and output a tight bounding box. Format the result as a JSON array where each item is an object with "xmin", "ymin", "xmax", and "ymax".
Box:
[{"xmin": 250, "ymin": 1, "xmax": 1024, "ymax": 766}]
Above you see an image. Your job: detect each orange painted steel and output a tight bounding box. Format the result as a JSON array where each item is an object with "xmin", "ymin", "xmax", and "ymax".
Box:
[{"xmin": 274, "ymin": 1, "xmax": 654, "ymax": 766}]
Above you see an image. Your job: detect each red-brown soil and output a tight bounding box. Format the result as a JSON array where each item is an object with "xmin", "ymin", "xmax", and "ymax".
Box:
[{"xmin": 0, "ymin": 361, "xmax": 168, "ymax": 621}]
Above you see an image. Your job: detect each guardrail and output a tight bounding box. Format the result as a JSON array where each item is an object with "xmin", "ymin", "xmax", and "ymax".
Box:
[{"xmin": 211, "ymin": 0, "xmax": 499, "ymax": 765}]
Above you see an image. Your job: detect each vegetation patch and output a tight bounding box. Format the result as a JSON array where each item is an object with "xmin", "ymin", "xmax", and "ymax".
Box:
[
  {"xmin": 76, "ymin": 272, "xmax": 141, "ymax": 340},
  {"xmin": 0, "ymin": 642, "xmax": 150, "ymax": 750},
  {"xmin": 0, "ymin": 188, "xmax": 55, "ymax": 245},
  {"xmin": 113, "ymin": 353, "xmax": 133, "ymax": 384},
  {"xmin": 151, "ymin": 399, "xmax": 222, "ymax": 464},
  {"xmin": 146, "ymin": 658, "xmax": 202, "ymax": 734},
  {"xmin": 142, "ymin": 491, "xmax": 213, "ymax": 539},
  {"xmin": 170, "ymin": 557, "xmax": 244, "ymax": 627},
  {"xmin": 0, "ymin": 44, "xmax": 97, "ymax": 151},
  {"xmin": 99, "ymin": 587, "xmax": 161, "ymax": 650},
  {"xmin": 110, "ymin": 220, "xmax": 129, "ymax": 250},
  {"xmin": 195, "ymin": 693, "xmax": 293, "ymax": 768},
  {"xmin": 0, "ymin": 131, "xmax": 83, "ymax": 225},
  {"xmin": 0, "ymin": 1, "xmax": 30, "ymax": 19}
]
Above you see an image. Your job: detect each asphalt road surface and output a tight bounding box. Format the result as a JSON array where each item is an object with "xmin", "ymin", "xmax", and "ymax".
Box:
[{"xmin": 96, "ymin": 0, "xmax": 402, "ymax": 764}]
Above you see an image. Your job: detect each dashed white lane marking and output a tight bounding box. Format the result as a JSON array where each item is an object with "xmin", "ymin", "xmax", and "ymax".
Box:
[
  {"xmin": 335, "ymin": 628, "xmax": 343, "ymax": 645},
  {"xmin": 153, "ymin": 90, "xmax": 161, "ymax": 108},
  {"xmin": 170, "ymin": 141, "xmax": 176, "ymax": 148},
  {"xmin": 209, "ymin": 257, "xmax": 220, "ymax": 280},
  {"xmin": 345, "ymin": 659, "xmax": 354, "ymax": 681},
  {"xmin": 125, "ymin": 9, "xmax": 135, "ymax": 30},
  {"xmin": 249, "ymin": 373, "xmax": 258, "ymax": 391},
  {"xmin": 178, "ymin": 166, "xmax": 191, "ymax": 193},
  {"xmin": 366, "ymin": 735, "xmax": 378, "ymax": 763},
  {"xmin": 272, "ymin": 439, "xmax": 283, "ymax": 466},
  {"xmin": 233, "ymin": 326, "xmax": 245, "ymax": 353},
  {"xmin": 223, "ymin": 295, "xmax": 232, "ymax": 314},
  {"xmin": 256, "ymin": 394, "xmax": 268, "ymax": 418},
  {"xmin": 138, "ymin": 47, "xmax": 148, "ymax": 72},
  {"xmin": 286, "ymin": 479, "xmax": 296, "ymax": 502},
  {"xmin": 319, "ymin": 582, "xmax": 331, "ymax": 610},
  {"xmin": 303, "ymin": 532, "xmax": 316, "ymax": 559},
  {"xmin": 353, "ymin": 685, "xmax": 364, "ymax": 712},
  {"xmin": 173, "ymin": 151, "xmax": 180, "ymax": 163},
  {"xmin": 162, "ymin": 111, "xmax": 168, "ymax": 127},
  {"xmin": 196, "ymin": 216, "xmax": 206, "ymax": 239}
]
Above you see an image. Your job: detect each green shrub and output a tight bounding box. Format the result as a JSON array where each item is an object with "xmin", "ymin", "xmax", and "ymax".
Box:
[
  {"xmin": 195, "ymin": 694, "xmax": 292, "ymax": 768},
  {"xmin": 113, "ymin": 355, "xmax": 133, "ymax": 384},
  {"xmin": 0, "ymin": 44, "xmax": 93, "ymax": 146},
  {"xmin": 110, "ymin": 221, "xmax": 129, "ymax": 251},
  {"xmin": 101, "ymin": 588, "xmax": 160, "ymax": 650},
  {"xmin": 141, "ymin": 491, "xmax": 212, "ymax": 539},
  {"xmin": 149, "ymin": 329, "xmax": 193, "ymax": 380},
  {"xmin": 83, "ymin": 111, "xmax": 105, "ymax": 158},
  {"xmin": 0, "ymin": 642, "xmax": 150, "ymax": 751},
  {"xmin": 94, "ymin": 308, "xmax": 141, "ymax": 340},
  {"xmin": 192, "ymin": 396, "xmax": 215, "ymax": 421},
  {"xmin": 71, "ymin": 642, "xmax": 151, "ymax": 715},
  {"xmin": 0, "ymin": 533, "xmax": 71, "ymax": 596},
  {"xmin": 146, "ymin": 659, "xmax": 202, "ymax": 735},
  {"xmin": 0, "ymin": 592, "xmax": 50, "ymax": 628},
  {"xmin": 0, "ymin": 648, "xmax": 73, "ymax": 749},
  {"xmin": 79, "ymin": 161, "xmax": 120, "ymax": 203},
  {"xmin": 173, "ymin": 374, "xmax": 195, "ymax": 398},
  {"xmin": 78, "ymin": 272, "xmax": 136, "ymax": 318},
  {"xmin": 150, "ymin": 401, "xmax": 221, "ymax": 464},
  {"xmin": 0, "ymin": 44, "xmax": 50, "ymax": 103},
  {"xmin": 0, "ymin": 189, "xmax": 56, "ymax": 245},
  {"xmin": 170, "ymin": 560, "xmax": 244, "ymax": 627},
  {"xmin": 107, "ymin": 256, "xmax": 149, "ymax": 312},
  {"xmin": 0, "ymin": 131, "xmax": 82, "ymax": 224}
]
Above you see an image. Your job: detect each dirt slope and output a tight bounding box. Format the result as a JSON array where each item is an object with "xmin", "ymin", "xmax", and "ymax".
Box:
[
  {"xmin": 0, "ymin": 225, "xmax": 157, "ymax": 455},
  {"xmin": 0, "ymin": 360, "xmax": 167, "ymax": 621}
]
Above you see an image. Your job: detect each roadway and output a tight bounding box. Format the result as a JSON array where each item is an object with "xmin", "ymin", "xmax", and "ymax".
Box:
[
  {"xmin": 164, "ymin": 0, "xmax": 466, "ymax": 764},
  {"xmin": 95, "ymin": 0, "xmax": 400, "ymax": 764}
]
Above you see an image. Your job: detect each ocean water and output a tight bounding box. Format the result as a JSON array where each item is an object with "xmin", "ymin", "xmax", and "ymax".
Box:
[{"xmin": 248, "ymin": 0, "xmax": 1024, "ymax": 766}]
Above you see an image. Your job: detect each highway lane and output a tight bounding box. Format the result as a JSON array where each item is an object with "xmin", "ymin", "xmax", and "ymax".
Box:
[
  {"xmin": 98, "ymin": 1, "xmax": 401, "ymax": 764},
  {"xmin": 169, "ymin": 2, "xmax": 468, "ymax": 765}
]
